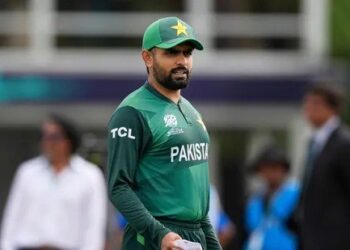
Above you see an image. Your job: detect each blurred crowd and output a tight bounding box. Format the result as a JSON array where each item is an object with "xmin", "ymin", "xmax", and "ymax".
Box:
[{"xmin": 1, "ymin": 81, "xmax": 350, "ymax": 250}]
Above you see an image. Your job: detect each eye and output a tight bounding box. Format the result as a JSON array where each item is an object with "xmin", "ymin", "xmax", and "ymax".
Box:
[
  {"xmin": 184, "ymin": 50, "xmax": 193, "ymax": 57},
  {"xmin": 166, "ymin": 49, "xmax": 178, "ymax": 55}
]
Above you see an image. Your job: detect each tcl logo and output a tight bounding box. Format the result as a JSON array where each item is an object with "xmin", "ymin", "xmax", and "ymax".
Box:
[{"xmin": 110, "ymin": 127, "xmax": 135, "ymax": 140}]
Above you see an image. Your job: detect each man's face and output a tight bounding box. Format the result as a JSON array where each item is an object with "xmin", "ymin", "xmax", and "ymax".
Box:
[
  {"xmin": 303, "ymin": 94, "xmax": 336, "ymax": 128},
  {"xmin": 258, "ymin": 163, "xmax": 287, "ymax": 189},
  {"xmin": 148, "ymin": 43, "xmax": 194, "ymax": 90},
  {"xmin": 41, "ymin": 121, "xmax": 71, "ymax": 160}
]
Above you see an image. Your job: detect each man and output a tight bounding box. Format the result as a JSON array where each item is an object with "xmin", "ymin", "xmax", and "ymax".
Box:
[
  {"xmin": 1, "ymin": 115, "xmax": 107, "ymax": 250},
  {"xmin": 297, "ymin": 83, "xmax": 350, "ymax": 249},
  {"xmin": 245, "ymin": 146, "xmax": 300, "ymax": 250},
  {"xmin": 107, "ymin": 17, "xmax": 221, "ymax": 250}
]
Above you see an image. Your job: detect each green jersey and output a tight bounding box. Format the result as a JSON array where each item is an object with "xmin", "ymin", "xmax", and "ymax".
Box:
[{"xmin": 107, "ymin": 82, "xmax": 220, "ymax": 249}]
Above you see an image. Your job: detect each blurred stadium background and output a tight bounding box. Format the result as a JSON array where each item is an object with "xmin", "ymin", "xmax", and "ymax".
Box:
[{"xmin": 0, "ymin": 0, "xmax": 349, "ymax": 249}]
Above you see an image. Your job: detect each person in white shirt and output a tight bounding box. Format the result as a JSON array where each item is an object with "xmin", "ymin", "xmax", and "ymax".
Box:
[{"xmin": 1, "ymin": 115, "xmax": 107, "ymax": 250}]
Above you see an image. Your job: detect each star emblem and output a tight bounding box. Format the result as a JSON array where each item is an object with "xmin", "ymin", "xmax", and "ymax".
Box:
[
  {"xmin": 171, "ymin": 20, "xmax": 188, "ymax": 36},
  {"xmin": 197, "ymin": 118, "xmax": 207, "ymax": 131}
]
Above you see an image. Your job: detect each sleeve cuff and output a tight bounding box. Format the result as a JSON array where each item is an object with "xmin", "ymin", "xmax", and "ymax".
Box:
[{"xmin": 157, "ymin": 227, "xmax": 172, "ymax": 249}]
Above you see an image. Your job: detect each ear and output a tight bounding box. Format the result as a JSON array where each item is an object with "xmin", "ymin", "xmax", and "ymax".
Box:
[{"xmin": 142, "ymin": 50, "xmax": 153, "ymax": 69}]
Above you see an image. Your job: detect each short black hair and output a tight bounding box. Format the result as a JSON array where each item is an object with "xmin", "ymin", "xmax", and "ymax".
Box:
[
  {"xmin": 306, "ymin": 81, "xmax": 345, "ymax": 113},
  {"xmin": 46, "ymin": 114, "xmax": 81, "ymax": 154},
  {"xmin": 251, "ymin": 145, "xmax": 290, "ymax": 172}
]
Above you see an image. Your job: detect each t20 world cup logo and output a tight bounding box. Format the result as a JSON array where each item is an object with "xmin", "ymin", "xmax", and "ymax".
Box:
[{"xmin": 164, "ymin": 114, "xmax": 178, "ymax": 128}]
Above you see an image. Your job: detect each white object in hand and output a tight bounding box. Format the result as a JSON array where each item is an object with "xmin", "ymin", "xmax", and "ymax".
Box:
[{"xmin": 174, "ymin": 239, "xmax": 203, "ymax": 250}]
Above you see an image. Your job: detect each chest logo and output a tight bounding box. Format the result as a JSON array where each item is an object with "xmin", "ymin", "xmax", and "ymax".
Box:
[{"xmin": 164, "ymin": 114, "xmax": 178, "ymax": 128}]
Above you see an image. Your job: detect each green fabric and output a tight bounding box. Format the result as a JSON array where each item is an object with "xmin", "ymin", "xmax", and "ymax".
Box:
[
  {"xmin": 107, "ymin": 82, "xmax": 221, "ymax": 249},
  {"xmin": 137, "ymin": 234, "xmax": 145, "ymax": 246},
  {"xmin": 122, "ymin": 216, "xmax": 221, "ymax": 250},
  {"xmin": 108, "ymin": 105, "xmax": 171, "ymax": 247},
  {"xmin": 142, "ymin": 16, "xmax": 203, "ymax": 50},
  {"xmin": 200, "ymin": 215, "xmax": 222, "ymax": 250}
]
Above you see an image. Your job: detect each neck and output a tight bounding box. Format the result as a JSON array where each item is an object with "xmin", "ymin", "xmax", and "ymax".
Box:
[
  {"xmin": 267, "ymin": 180, "xmax": 284, "ymax": 195},
  {"xmin": 50, "ymin": 155, "xmax": 70, "ymax": 173},
  {"xmin": 148, "ymin": 76, "xmax": 181, "ymax": 104},
  {"xmin": 267, "ymin": 185, "xmax": 278, "ymax": 195},
  {"xmin": 314, "ymin": 115, "xmax": 337, "ymax": 129}
]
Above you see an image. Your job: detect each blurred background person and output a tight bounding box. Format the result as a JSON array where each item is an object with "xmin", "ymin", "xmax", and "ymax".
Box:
[
  {"xmin": 245, "ymin": 146, "xmax": 300, "ymax": 250},
  {"xmin": 296, "ymin": 83, "xmax": 350, "ymax": 250},
  {"xmin": 209, "ymin": 185, "xmax": 236, "ymax": 249},
  {"xmin": 0, "ymin": 114, "xmax": 107, "ymax": 250}
]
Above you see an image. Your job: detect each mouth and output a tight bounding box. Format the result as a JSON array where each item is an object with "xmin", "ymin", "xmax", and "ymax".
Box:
[{"xmin": 171, "ymin": 68, "xmax": 188, "ymax": 79}]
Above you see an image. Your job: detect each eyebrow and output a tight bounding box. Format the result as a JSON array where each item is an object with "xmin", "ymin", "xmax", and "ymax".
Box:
[{"xmin": 166, "ymin": 48, "xmax": 193, "ymax": 53}]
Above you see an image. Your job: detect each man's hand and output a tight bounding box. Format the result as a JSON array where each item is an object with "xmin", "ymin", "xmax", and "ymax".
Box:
[{"xmin": 161, "ymin": 232, "xmax": 182, "ymax": 250}]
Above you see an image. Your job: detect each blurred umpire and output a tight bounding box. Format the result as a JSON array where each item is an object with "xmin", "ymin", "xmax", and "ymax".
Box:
[
  {"xmin": 296, "ymin": 82, "xmax": 350, "ymax": 250},
  {"xmin": 1, "ymin": 115, "xmax": 107, "ymax": 250}
]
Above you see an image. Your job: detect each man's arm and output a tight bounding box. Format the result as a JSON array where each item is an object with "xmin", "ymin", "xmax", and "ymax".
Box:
[
  {"xmin": 200, "ymin": 215, "xmax": 222, "ymax": 250},
  {"xmin": 107, "ymin": 106, "xmax": 172, "ymax": 248},
  {"xmin": 337, "ymin": 134, "xmax": 350, "ymax": 198},
  {"xmin": 1, "ymin": 166, "xmax": 26, "ymax": 250}
]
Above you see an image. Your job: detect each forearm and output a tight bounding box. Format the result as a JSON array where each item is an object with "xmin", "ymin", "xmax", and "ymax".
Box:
[
  {"xmin": 109, "ymin": 183, "xmax": 171, "ymax": 247},
  {"xmin": 200, "ymin": 215, "xmax": 222, "ymax": 250}
]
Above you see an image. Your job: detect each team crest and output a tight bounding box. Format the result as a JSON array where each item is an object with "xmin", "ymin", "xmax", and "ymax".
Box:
[{"xmin": 164, "ymin": 114, "xmax": 178, "ymax": 128}]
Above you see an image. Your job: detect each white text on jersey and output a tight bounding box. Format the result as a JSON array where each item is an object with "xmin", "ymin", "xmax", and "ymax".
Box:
[
  {"xmin": 110, "ymin": 127, "xmax": 136, "ymax": 140},
  {"xmin": 170, "ymin": 143, "xmax": 208, "ymax": 162}
]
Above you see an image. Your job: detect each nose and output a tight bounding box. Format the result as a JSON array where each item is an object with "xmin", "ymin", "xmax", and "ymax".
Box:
[{"xmin": 176, "ymin": 53, "xmax": 188, "ymax": 66}]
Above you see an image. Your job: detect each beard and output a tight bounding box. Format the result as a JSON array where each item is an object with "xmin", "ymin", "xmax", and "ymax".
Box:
[{"xmin": 152, "ymin": 60, "xmax": 191, "ymax": 90}]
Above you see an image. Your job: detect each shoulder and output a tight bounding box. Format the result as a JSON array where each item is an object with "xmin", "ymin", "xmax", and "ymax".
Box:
[
  {"xmin": 109, "ymin": 85, "xmax": 159, "ymax": 125},
  {"xmin": 118, "ymin": 85, "xmax": 148, "ymax": 108},
  {"xmin": 16, "ymin": 156, "xmax": 47, "ymax": 177},
  {"xmin": 108, "ymin": 84, "xmax": 149, "ymax": 122},
  {"xmin": 109, "ymin": 85, "xmax": 165, "ymax": 130},
  {"xmin": 181, "ymin": 97, "xmax": 194, "ymax": 108},
  {"xmin": 108, "ymin": 105, "xmax": 150, "ymax": 136},
  {"xmin": 181, "ymin": 97, "xmax": 201, "ymax": 116},
  {"xmin": 109, "ymin": 105, "xmax": 143, "ymax": 123},
  {"xmin": 282, "ymin": 178, "xmax": 301, "ymax": 192},
  {"xmin": 71, "ymin": 155, "xmax": 105, "ymax": 183},
  {"xmin": 118, "ymin": 84, "xmax": 161, "ymax": 112},
  {"xmin": 337, "ymin": 126, "xmax": 350, "ymax": 142},
  {"xmin": 329, "ymin": 126, "xmax": 350, "ymax": 162},
  {"xmin": 330, "ymin": 126, "xmax": 350, "ymax": 151}
]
